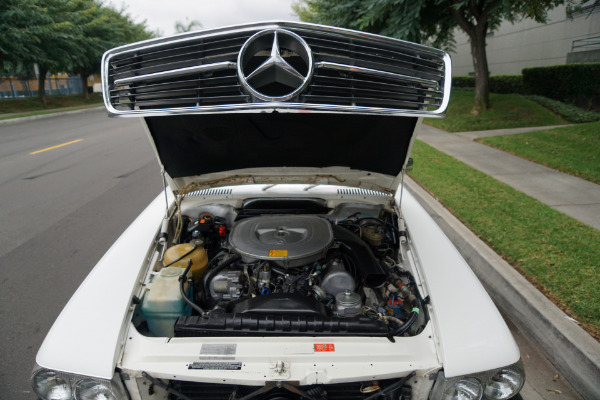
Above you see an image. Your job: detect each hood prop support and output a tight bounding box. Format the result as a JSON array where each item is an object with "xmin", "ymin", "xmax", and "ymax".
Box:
[
  {"xmin": 158, "ymin": 166, "xmax": 170, "ymax": 261},
  {"xmin": 397, "ymin": 157, "xmax": 413, "ymax": 209}
]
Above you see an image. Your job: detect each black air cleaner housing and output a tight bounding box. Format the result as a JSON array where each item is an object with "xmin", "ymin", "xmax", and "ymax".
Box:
[{"xmin": 228, "ymin": 215, "xmax": 333, "ymax": 267}]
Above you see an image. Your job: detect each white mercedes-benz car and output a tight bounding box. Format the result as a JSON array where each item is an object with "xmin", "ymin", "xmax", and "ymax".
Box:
[{"xmin": 31, "ymin": 22, "xmax": 524, "ymax": 400}]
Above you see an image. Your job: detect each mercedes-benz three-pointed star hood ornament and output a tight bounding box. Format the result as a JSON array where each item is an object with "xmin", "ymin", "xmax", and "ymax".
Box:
[{"xmin": 238, "ymin": 29, "xmax": 314, "ymax": 102}]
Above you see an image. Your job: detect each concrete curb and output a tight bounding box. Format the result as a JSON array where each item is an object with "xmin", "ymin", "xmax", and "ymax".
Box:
[
  {"xmin": 0, "ymin": 106, "xmax": 104, "ymax": 126},
  {"xmin": 404, "ymin": 177, "xmax": 600, "ymax": 400}
]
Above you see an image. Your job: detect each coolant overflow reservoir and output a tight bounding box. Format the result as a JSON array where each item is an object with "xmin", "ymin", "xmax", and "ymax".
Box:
[{"xmin": 163, "ymin": 243, "xmax": 208, "ymax": 282}]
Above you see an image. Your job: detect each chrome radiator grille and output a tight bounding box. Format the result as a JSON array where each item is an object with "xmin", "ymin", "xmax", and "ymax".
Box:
[
  {"xmin": 302, "ymin": 29, "xmax": 444, "ymax": 110},
  {"xmin": 102, "ymin": 22, "xmax": 450, "ymax": 117},
  {"xmin": 106, "ymin": 32, "xmax": 251, "ymax": 110}
]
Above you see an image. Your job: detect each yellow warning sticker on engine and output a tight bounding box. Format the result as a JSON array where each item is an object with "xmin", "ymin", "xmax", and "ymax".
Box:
[{"xmin": 269, "ymin": 250, "xmax": 288, "ymax": 257}]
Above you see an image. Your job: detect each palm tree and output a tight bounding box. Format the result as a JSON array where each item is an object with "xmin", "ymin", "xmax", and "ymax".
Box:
[{"xmin": 174, "ymin": 19, "xmax": 202, "ymax": 33}]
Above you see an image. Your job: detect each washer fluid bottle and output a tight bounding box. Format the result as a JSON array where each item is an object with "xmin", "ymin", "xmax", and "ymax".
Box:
[{"xmin": 141, "ymin": 266, "xmax": 191, "ymax": 337}]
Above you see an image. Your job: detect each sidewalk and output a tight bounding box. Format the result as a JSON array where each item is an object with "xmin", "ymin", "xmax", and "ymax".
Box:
[
  {"xmin": 0, "ymin": 105, "xmax": 103, "ymax": 125},
  {"xmin": 0, "ymin": 104, "xmax": 101, "ymax": 117},
  {"xmin": 418, "ymin": 123, "xmax": 600, "ymax": 230}
]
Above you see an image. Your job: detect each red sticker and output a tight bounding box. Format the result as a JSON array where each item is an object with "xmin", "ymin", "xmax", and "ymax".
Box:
[{"xmin": 314, "ymin": 343, "xmax": 335, "ymax": 352}]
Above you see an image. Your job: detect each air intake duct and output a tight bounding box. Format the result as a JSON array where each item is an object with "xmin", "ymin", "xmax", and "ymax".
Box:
[{"xmin": 332, "ymin": 225, "xmax": 387, "ymax": 288}]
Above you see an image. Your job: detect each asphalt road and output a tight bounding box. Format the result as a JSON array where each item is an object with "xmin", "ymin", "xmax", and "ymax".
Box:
[
  {"xmin": 0, "ymin": 109, "xmax": 581, "ymax": 400},
  {"xmin": 0, "ymin": 109, "xmax": 162, "ymax": 399}
]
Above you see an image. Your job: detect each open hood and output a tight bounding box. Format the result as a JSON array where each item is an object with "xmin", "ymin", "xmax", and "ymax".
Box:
[
  {"xmin": 101, "ymin": 21, "xmax": 451, "ymax": 195},
  {"xmin": 144, "ymin": 112, "xmax": 420, "ymax": 194}
]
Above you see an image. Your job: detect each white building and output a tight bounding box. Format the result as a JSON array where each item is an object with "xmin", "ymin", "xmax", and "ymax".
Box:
[{"xmin": 451, "ymin": 4, "xmax": 600, "ymax": 76}]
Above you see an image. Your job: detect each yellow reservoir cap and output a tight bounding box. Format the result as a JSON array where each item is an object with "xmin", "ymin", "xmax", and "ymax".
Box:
[{"xmin": 163, "ymin": 243, "xmax": 208, "ymax": 282}]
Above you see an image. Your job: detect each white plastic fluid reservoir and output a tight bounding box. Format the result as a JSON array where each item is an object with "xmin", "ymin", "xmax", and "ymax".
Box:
[{"xmin": 141, "ymin": 266, "xmax": 191, "ymax": 337}]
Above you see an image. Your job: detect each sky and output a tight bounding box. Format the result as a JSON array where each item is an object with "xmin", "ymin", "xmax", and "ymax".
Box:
[{"xmin": 113, "ymin": 0, "xmax": 301, "ymax": 37}]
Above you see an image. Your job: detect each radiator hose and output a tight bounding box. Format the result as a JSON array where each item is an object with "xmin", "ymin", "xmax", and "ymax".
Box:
[{"xmin": 179, "ymin": 260, "xmax": 207, "ymax": 317}]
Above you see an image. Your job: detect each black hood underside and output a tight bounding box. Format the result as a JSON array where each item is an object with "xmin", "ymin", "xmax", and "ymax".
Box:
[{"xmin": 145, "ymin": 112, "xmax": 418, "ymax": 180}]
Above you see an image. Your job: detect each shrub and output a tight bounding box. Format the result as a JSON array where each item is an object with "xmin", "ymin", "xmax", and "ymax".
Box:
[
  {"xmin": 523, "ymin": 63, "xmax": 600, "ymax": 108},
  {"xmin": 452, "ymin": 76, "xmax": 475, "ymax": 88},
  {"xmin": 451, "ymin": 75, "xmax": 523, "ymax": 94},
  {"xmin": 490, "ymin": 75, "xmax": 523, "ymax": 94},
  {"xmin": 526, "ymin": 95, "xmax": 600, "ymax": 123}
]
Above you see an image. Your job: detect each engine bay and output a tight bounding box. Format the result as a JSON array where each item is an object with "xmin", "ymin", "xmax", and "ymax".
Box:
[{"xmin": 136, "ymin": 197, "xmax": 429, "ymax": 340}]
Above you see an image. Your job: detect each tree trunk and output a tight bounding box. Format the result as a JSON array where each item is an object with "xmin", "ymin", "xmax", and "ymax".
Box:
[
  {"xmin": 38, "ymin": 66, "xmax": 48, "ymax": 105},
  {"xmin": 469, "ymin": 25, "xmax": 490, "ymax": 115},
  {"xmin": 80, "ymin": 72, "xmax": 89, "ymax": 99}
]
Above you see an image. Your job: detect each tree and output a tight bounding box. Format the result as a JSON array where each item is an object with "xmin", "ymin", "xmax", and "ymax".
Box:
[
  {"xmin": 33, "ymin": 0, "xmax": 89, "ymax": 103},
  {"xmin": 0, "ymin": 0, "xmax": 75, "ymax": 81},
  {"xmin": 1, "ymin": 0, "xmax": 49, "ymax": 67},
  {"xmin": 294, "ymin": 0, "xmax": 567, "ymax": 114},
  {"xmin": 70, "ymin": 3, "xmax": 153, "ymax": 98},
  {"xmin": 174, "ymin": 19, "xmax": 203, "ymax": 33},
  {"xmin": 1, "ymin": 0, "xmax": 153, "ymax": 102}
]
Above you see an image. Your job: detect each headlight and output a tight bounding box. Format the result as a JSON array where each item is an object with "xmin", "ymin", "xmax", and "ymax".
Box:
[
  {"xmin": 484, "ymin": 366, "xmax": 524, "ymax": 399},
  {"xmin": 430, "ymin": 361, "xmax": 524, "ymax": 400},
  {"xmin": 31, "ymin": 369, "xmax": 72, "ymax": 400},
  {"xmin": 430, "ymin": 372, "xmax": 483, "ymax": 400},
  {"xmin": 74, "ymin": 379, "xmax": 120, "ymax": 400},
  {"xmin": 31, "ymin": 366, "xmax": 128, "ymax": 400},
  {"xmin": 444, "ymin": 378, "xmax": 483, "ymax": 400}
]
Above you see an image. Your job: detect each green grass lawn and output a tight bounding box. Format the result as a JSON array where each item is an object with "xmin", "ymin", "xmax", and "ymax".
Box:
[
  {"xmin": 426, "ymin": 89, "xmax": 567, "ymax": 132},
  {"xmin": 477, "ymin": 121, "xmax": 600, "ymax": 184},
  {"xmin": 409, "ymin": 140, "xmax": 600, "ymax": 339},
  {"xmin": 0, "ymin": 93, "xmax": 103, "ymax": 115}
]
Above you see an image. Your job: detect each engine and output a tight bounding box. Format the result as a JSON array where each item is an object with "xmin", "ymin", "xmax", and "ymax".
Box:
[{"xmin": 141, "ymin": 201, "xmax": 428, "ymax": 339}]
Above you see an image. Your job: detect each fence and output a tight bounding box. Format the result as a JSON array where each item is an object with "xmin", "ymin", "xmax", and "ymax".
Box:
[{"xmin": 0, "ymin": 74, "xmax": 84, "ymax": 99}]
